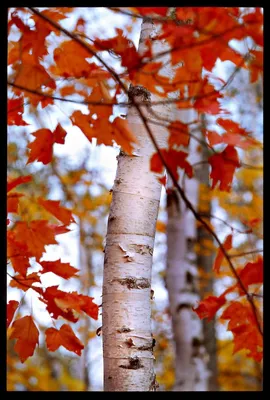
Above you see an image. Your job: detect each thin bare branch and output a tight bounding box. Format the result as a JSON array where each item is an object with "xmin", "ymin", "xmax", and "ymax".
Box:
[{"xmin": 229, "ymin": 249, "xmax": 263, "ymax": 259}]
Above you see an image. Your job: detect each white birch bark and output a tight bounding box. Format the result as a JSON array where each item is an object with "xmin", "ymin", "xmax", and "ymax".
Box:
[
  {"xmin": 166, "ymin": 110, "xmax": 210, "ymax": 391},
  {"xmin": 102, "ymin": 19, "xmax": 171, "ymax": 391}
]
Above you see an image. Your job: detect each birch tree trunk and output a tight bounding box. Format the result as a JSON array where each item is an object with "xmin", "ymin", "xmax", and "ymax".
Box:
[
  {"xmin": 166, "ymin": 111, "xmax": 210, "ymax": 391},
  {"xmin": 102, "ymin": 19, "xmax": 171, "ymax": 391}
]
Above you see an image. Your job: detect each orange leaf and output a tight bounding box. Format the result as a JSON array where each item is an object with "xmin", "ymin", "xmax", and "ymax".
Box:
[
  {"xmin": 243, "ymin": 8, "xmax": 263, "ymax": 47},
  {"xmin": 10, "ymin": 256, "xmax": 30, "ymax": 276},
  {"xmin": 27, "ymin": 129, "xmax": 54, "ymax": 165},
  {"xmin": 27, "ymin": 125, "xmax": 67, "ymax": 165},
  {"xmin": 213, "ymin": 234, "xmax": 233, "ymax": 273},
  {"xmin": 13, "ymin": 59, "xmax": 56, "ymax": 104},
  {"xmin": 48, "ymin": 224, "xmax": 71, "ymax": 235},
  {"xmin": 39, "ymin": 259, "xmax": 78, "ymax": 279},
  {"xmin": 10, "ymin": 272, "xmax": 41, "ymax": 292},
  {"xmin": 38, "ymin": 198, "xmax": 75, "ymax": 225},
  {"xmin": 209, "ymin": 145, "xmax": 240, "ymax": 191},
  {"xmin": 52, "ymin": 40, "xmax": 94, "ymax": 78},
  {"xmin": 53, "ymin": 123, "xmax": 67, "ymax": 144},
  {"xmin": 60, "ymin": 85, "xmax": 76, "ymax": 97},
  {"xmin": 205, "ymin": 130, "xmax": 223, "ymax": 146},
  {"xmin": 168, "ymin": 121, "xmax": 190, "ymax": 148},
  {"xmin": 8, "ymin": 97, "xmax": 29, "ymax": 126},
  {"xmin": 39, "ymin": 286, "xmax": 98, "ymax": 322},
  {"xmin": 40, "ymin": 286, "xmax": 78, "ymax": 323},
  {"xmin": 75, "ymin": 17, "xmax": 86, "ymax": 33},
  {"xmin": 135, "ymin": 7, "xmax": 168, "ymax": 16},
  {"xmin": 7, "ymin": 175, "xmax": 32, "ymax": 192},
  {"xmin": 237, "ymin": 256, "xmax": 263, "ymax": 292},
  {"xmin": 111, "ymin": 117, "xmax": 138, "ymax": 154},
  {"xmin": 54, "ymin": 291, "xmax": 99, "ymax": 320},
  {"xmin": 193, "ymin": 294, "xmax": 226, "ymax": 321},
  {"xmin": 217, "ymin": 118, "xmax": 247, "ymax": 135},
  {"xmin": 94, "ymin": 29, "xmax": 140, "ymax": 72},
  {"xmin": 249, "ymin": 49, "xmax": 263, "ymax": 83},
  {"xmin": 7, "ymin": 231, "xmax": 30, "ymax": 276},
  {"xmin": 7, "ymin": 193, "xmax": 24, "ymax": 214},
  {"xmin": 8, "ymin": 41, "xmax": 20, "ymax": 65},
  {"xmin": 150, "ymin": 149, "xmax": 193, "ymax": 181},
  {"xmin": 7, "ymin": 300, "xmax": 19, "ymax": 328},
  {"xmin": 220, "ymin": 301, "xmax": 263, "ymax": 362},
  {"xmin": 13, "ymin": 220, "xmax": 57, "ymax": 260},
  {"xmin": 31, "ymin": 9, "xmax": 67, "ymax": 35},
  {"xmin": 207, "ymin": 119, "xmax": 258, "ymax": 149},
  {"xmin": 193, "ymin": 78, "xmax": 223, "ymax": 115},
  {"xmin": 71, "ymin": 110, "xmax": 105, "ymax": 142},
  {"xmin": 133, "ymin": 62, "xmax": 170, "ymax": 97},
  {"xmin": 71, "ymin": 111, "xmax": 137, "ymax": 154},
  {"xmin": 45, "ymin": 324, "xmax": 84, "ymax": 355},
  {"xmin": 10, "ymin": 316, "xmax": 39, "ymax": 363}
]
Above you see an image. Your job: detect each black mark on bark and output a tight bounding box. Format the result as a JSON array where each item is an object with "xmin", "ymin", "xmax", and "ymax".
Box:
[
  {"xmin": 117, "ymin": 326, "xmax": 132, "ymax": 333},
  {"xmin": 119, "ymin": 356, "xmax": 143, "ymax": 370},
  {"xmin": 115, "ymin": 276, "xmax": 150, "ymax": 289},
  {"xmin": 149, "ymin": 374, "xmax": 159, "ymax": 391},
  {"xmin": 130, "ymin": 244, "xmax": 153, "ymax": 256},
  {"xmin": 176, "ymin": 303, "xmax": 192, "ymax": 312}
]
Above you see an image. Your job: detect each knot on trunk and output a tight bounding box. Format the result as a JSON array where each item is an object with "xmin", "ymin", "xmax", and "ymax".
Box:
[
  {"xmin": 119, "ymin": 356, "xmax": 143, "ymax": 370},
  {"xmin": 115, "ymin": 276, "xmax": 150, "ymax": 290},
  {"xmin": 128, "ymin": 84, "xmax": 151, "ymax": 105}
]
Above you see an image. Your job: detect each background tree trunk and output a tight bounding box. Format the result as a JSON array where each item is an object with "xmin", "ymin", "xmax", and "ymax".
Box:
[
  {"xmin": 79, "ymin": 221, "xmax": 92, "ymax": 390},
  {"xmin": 196, "ymin": 115, "xmax": 219, "ymax": 391},
  {"xmin": 166, "ymin": 111, "xmax": 210, "ymax": 391}
]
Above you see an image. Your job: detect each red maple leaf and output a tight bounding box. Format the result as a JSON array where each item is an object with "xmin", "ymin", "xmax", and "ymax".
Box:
[
  {"xmin": 10, "ymin": 316, "xmax": 39, "ymax": 363},
  {"xmin": 13, "ymin": 220, "xmax": 58, "ymax": 260},
  {"xmin": 168, "ymin": 121, "xmax": 190, "ymax": 148},
  {"xmin": 94, "ymin": 30, "xmax": 141, "ymax": 73},
  {"xmin": 45, "ymin": 324, "xmax": 84, "ymax": 355},
  {"xmin": 213, "ymin": 234, "xmax": 233, "ymax": 273},
  {"xmin": 150, "ymin": 149, "xmax": 193, "ymax": 181},
  {"xmin": 220, "ymin": 301, "xmax": 263, "ymax": 362},
  {"xmin": 7, "ymin": 300, "xmax": 19, "ymax": 328},
  {"xmin": 10, "ymin": 272, "xmax": 41, "ymax": 292},
  {"xmin": 193, "ymin": 294, "xmax": 226, "ymax": 321},
  {"xmin": 7, "ymin": 192, "xmax": 24, "ymax": 214},
  {"xmin": 39, "ymin": 259, "xmax": 79, "ymax": 279},
  {"xmin": 8, "ymin": 97, "xmax": 29, "ymax": 126},
  {"xmin": 7, "ymin": 175, "xmax": 32, "ymax": 193},
  {"xmin": 236, "ymin": 256, "xmax": 263, "ymax": 293},
  {"xmin": 27, "ymin": 124, "xmax": 67, "ymax": 165},
  {"xmin": 209, "ymin": 145, "xmax": 240, "ymax": 191},
  {"xmin": 39, "ymin": 286, "xmax": 98, "ymax": 322},
  {"xmin": 38, "ymin": 198, "xmax": 75, "ymax": 225},
  {"xmin": 135, "ymin": 7, "xmax": 168, "ymax": 17}
]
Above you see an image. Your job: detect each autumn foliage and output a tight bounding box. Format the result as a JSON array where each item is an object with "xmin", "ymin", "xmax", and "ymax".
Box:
[{"xmin": 7, "ymin": 6, "xmax": 262, "ymax": 370}]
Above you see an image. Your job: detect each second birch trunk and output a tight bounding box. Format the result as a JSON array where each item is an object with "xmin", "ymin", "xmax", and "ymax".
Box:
[{"xmin": 166, "ymin": 112, "xmax": 210, "ymax": 391}]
